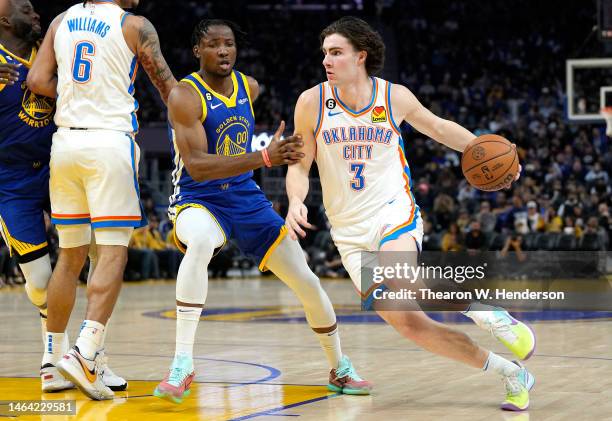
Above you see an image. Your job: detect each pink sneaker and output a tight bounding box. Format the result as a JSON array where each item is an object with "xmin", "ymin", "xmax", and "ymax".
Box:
[
  {"xmin": 328, "ymin": 356, "xmax": 373, "ymax": 395},
  {"xmin": 153, "ymin": 355, "xmax": 195, "ymax": 404}
]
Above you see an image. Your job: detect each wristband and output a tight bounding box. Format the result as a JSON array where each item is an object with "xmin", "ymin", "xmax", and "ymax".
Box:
[{"xmin": 262, "ymin": 148, "xmax": 272, "ymax": 168}]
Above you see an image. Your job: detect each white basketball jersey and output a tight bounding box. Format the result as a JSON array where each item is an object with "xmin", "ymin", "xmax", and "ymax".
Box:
[
  {"xmin": 314, "ymin": 77, "xmax": 416, "ymax": 227},
  {"xmin": 54, "ymin": 2, "xmax": 138, "ymax": 133}
]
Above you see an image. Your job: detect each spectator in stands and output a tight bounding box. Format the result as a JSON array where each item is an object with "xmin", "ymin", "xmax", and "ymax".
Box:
[
  {"xmin": 456, "ymin": 209, "xmax": 471, "ymax": 233},
  {"xmin": 318, "ymin": 242, "xmax": 346, "ymax": 279},
  {"xmin": 526, "ymin": 201, "xmax": 544, "ymax": 233},
  {"xmin": 500, "ymin": 234, "xmax": 526, "ymax": 262},
  {"xmin": 558, "ymin": 194, "xmax": 579, "ymax": 218},
  {"xmin": 507, "ymin": 196, "xmax": 528, "ymax": 234},
  {"xmin": 131, "ymin": 215, "xmax": 182, "ymax": 278},
  {"xmin": 465, "ymin": 221, "xmax": 487, "ymax": 252},
  {"xmin": 563, "ymin": 216, "xmax": 582, "ymax": 238},
  {"xmin": 477, "ymin": 201, "xmax": 496, "ymax": 234},
  {"xmin": 545, "ymin": 207, "xmax": 563, "ymax": 233},
  {"xmin": 441, "ymin": 223, "xmax": 463, "ymax": 252},
  {"xmin": 128, "ymin": 227, "xmax": 160, "ymax": 280},
  {"xmin": 585, "ymin": 162, "xmax": 609, "ymax": 185},
  {"xmin": 433, "ymin": 193, "xmax": 456, "ymax": 231}
]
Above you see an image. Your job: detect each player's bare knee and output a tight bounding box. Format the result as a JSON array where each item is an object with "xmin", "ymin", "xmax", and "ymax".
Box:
[{"xmin": 96, "ymin": 245, "xmax": 129, "ymax": 269}]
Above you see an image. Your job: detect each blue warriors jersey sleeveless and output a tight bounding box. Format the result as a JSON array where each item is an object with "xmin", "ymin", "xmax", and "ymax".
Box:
[
  {"xmin": 0, "ymin": 45, "xmax": 55, "ymax": 165},
  {"xmin": 169, "ymin": 70, "xmax": 255, "ymax": 205}
]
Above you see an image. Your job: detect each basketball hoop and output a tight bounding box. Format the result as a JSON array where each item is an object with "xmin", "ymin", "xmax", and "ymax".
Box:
[{"xmin": 601, "ymin": 107, "xmax": 612, "ymax": 137}]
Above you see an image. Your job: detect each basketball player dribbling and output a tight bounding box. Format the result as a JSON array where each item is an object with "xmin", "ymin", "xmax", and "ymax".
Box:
[
  {"xmin": 286, "ymin": 17, "xmax": 535, "ymax": 411},
  {"xmin": 153, "ymin": 19, "xmax": 371, "ymax": 404},
  {"xmin": 28, "ymin": 0, "xmax": 176, "ymax": 400}
]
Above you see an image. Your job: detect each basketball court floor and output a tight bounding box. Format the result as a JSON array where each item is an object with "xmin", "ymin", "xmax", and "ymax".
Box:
[{"xmin": 1, "ymin": 278, "xmax": 612, "ymax": 420}]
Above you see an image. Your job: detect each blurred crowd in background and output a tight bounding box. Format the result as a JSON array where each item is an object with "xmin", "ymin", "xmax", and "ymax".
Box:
[{"xmin": 1, "ymin": 0, "xmax": 609, "ymax": 285}]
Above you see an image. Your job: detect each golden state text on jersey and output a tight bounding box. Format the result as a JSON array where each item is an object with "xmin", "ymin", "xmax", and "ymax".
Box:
[
  {"xmin": 0, "ymin": 46, "xmax": 55, "ymax": 163},
  {"xmin": 169, "ymin": 70, "xmax": 255, "ymax": 203}
]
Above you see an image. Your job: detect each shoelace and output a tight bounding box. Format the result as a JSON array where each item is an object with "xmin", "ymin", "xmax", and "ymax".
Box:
[
  {"xmin": 96, "ymin": 353, "xmax": 107, "ymax": 375},
  {"xmin": 335, "ymin": 360, "xmax": 362, "ymax": 382},
  {"xmin": 168, "ymin": 366, "xmax": 190, "ymax": 386},
  {"xmin": 486, "ymin": 317, "xmax": 518, "ymax": 343},
  {"xmin": 503, "ymin": 372, "xmax": 523, "ymax": 396}
]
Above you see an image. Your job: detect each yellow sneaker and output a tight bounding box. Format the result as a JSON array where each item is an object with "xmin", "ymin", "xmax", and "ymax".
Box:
[
  {"xmin": 501, "ymin": 362, "xmax": 535, "ymax": 411},
  {"xmin": 484, "ymin": 310, "xmax": 536, "ymax": 360}
]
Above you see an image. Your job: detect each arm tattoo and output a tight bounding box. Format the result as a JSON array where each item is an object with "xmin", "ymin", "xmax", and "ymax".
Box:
[{"xmin": 137, "ymin": 18, "xmax": 175, "ymax": 102}]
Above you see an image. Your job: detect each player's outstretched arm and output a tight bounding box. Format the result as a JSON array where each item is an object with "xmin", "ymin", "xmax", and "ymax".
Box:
[
  {"xmin": 391, "ymin": 84, "xmax": 475, "ymax": 152},
  {"xmin": 27, "ymin": 13, "xmax": 65, "ymax": 98},
  {"xmin": 123, "ymin": 15, "xmax": 176, "ymax": 105},
  {"xmin": 170, "ymin": 83, "xmax": 304, "ymax": 182},
  {"xmin": 285, "ymin": 88, "xmax": 318, "ymax": 240},
  {"xmin": 392, "ymin": 83, "xmax": 521, "ymax": 182}
]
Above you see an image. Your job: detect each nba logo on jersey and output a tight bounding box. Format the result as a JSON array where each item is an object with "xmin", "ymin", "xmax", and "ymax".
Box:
[{"xmin": 371, "ymin": 106, "xmax": 387, "ymax": 123}]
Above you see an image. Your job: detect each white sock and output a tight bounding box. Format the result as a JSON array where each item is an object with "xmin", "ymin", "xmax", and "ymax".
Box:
[
  {"xmin": 40, "ymin": 311, "xmax": 47, "ymax": 347},
  {"xmin": 483, "ymin": 351, "xmax": 520, "ymax": 377},
  {"xmin": 175, "ymin": 306, "xmax": 201, "ymax": 359},
  {"xmin": 315, "ymin": 327, "xmax": 342, "ymax": 369},
  {"xmin": 98, "ymin": 317, "xmax": 110, "ymax": 356},
  {"xmin": 75, "ymin": 320, "xmax": 105, "ymax": 360},
  {"xmin": 43, "ymin": 332, "xmax": 66, "ymax": 366}
]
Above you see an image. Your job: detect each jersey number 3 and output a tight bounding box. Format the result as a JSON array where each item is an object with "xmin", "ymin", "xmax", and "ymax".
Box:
[
  {"xmin": 349, "ymin": 162, "xmax": 365, "ymax": 191},
  {"xmin": 72, "ymin": 41, "xmax": 96, "ymax": 84}
]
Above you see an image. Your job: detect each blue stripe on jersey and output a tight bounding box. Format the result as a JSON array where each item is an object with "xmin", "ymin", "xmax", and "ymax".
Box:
[
  {"xmin": 333, "ymin": 76, "xmax": 376, "ymax": 114},
  {"xmin": 398, "ymin": 136, "xmax": 414, "ymax": 189},
  {"xmin": 128, "ymin": 57, "xmax": 137, "ymax": 94},
  {"xmin": 313, "ymin": 83, "xmax": 323, "ymax": 137},
  {"xmin": 386, "ymin": 81, "xmax": 402, "ymax": 134},
  {"xmin": 120, "ymin": 12, "xmax": 132, "ymax": 27},
  {"xmin": 131, "ymin": 99, "xmax": 139, "ymax": 132},
  {"xmin": 128, "ymin": 57, "xmax": 139, "ymax": 132},
  {"xmin": 169, "ymin": 70, "xmax": 255, "ymax": 202}
]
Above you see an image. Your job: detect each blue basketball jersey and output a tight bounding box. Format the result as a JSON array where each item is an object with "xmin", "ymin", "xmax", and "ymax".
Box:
[
  {"xmin": 0, "ymin": 45, "xmax": 55, "ymax": 165},
  {"xmin": 169, "ymin": 70, "xmax": 255, "ymax": 204}
]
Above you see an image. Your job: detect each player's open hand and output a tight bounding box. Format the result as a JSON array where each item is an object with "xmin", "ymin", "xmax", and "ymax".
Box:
[
  {"xmin": 0, "ymin": 63, "xmax": 20, "ymax": 85},
  {"xmin": 285, "ymin": 199, "xmax": 314, "ymax": 240},
  {"xmin": 504, "ymin": 144, "xmax": 521, "ymax": 189},
  {"xmin": 267, "ymin": 120, "xmax": 304, "ymax": 166}
]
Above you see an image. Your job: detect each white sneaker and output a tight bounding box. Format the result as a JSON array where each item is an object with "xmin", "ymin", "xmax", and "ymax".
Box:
[
  {"xmin": 98, "ymin": 350, "xmax": 128, "ymax": 391},
  {"xmin": 57, "ymin": 347, "xmax": 114, "ymax": 401},
  {"xmin": 40, "ymin": 363, "xmax": 74, "ymax": 392}
]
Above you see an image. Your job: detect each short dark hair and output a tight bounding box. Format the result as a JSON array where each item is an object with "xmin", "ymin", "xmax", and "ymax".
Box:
[
  {"xmin": 320, "ymin": 16, "xmax": 385, "ymax": 76},
  {"xmin": 191, "ymin": 19, "xmax": 246, "ymax": 48}
]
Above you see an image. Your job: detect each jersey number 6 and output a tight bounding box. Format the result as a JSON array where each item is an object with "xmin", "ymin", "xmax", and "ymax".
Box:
[{"xmin": 72, "ymin": 41, "xmax": 96, "ymax": 84}]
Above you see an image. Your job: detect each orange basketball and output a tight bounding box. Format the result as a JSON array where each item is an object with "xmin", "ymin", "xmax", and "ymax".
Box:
[{"xmin": 461, "ymin": 134, "xmax": 519, "ymax": 191}]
